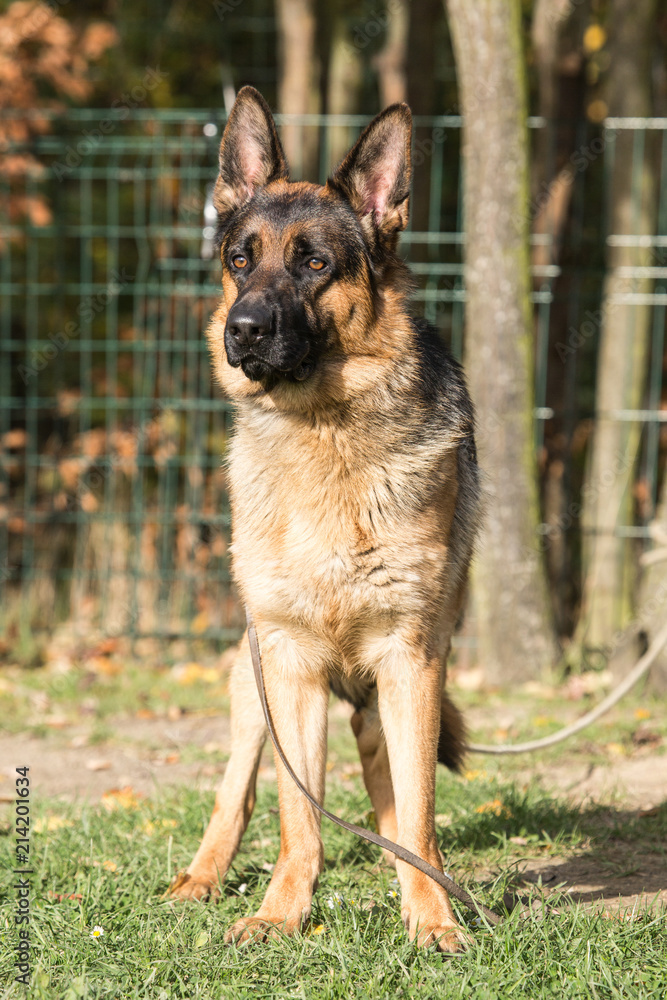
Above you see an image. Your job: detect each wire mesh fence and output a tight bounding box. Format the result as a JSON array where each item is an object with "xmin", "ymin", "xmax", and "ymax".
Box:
[{"xmin": 1, "ymin": 108, "xmax": 666, "ymax": 651}]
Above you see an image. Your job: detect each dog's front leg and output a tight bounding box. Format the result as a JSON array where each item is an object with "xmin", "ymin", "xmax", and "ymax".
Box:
[
  {"xmin": 170, "ymin": 633, "xmax": 266, "ymax": 900},
  {"xmin": 376, "ymin": 646, "xmax": 469, "ymax": 953},
  {"xmin": 225, "ymin": 625, "xmax": 329, "ymax": 944}
]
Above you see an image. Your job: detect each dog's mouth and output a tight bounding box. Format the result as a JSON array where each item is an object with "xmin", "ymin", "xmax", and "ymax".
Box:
[{"xmin": 238, "ymin": 350, "xmax": 315, "ymax": 386}]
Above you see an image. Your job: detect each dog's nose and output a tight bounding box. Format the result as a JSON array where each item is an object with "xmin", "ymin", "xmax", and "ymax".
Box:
[{"xmin": 227, "ymin": 303, "xmax": 272, "ymax": 349}]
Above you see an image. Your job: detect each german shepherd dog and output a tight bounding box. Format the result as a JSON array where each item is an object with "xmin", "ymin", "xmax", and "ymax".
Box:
[{"xmin": 169, "ymin": 87, "xmax": 481, "ymax": 953}]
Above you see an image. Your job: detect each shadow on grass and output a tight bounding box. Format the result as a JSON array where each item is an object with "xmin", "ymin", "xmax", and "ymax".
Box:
[{"xmin": 317, "ymin": 782, "xmax": 667, "ymax": 914}]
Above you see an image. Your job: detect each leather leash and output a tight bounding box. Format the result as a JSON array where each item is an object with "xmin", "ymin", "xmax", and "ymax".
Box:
[{"xmin": 246, "ymin": 608, "xmax": 502, "ymax": 928}]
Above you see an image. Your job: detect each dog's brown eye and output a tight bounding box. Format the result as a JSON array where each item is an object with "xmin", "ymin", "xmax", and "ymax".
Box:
[
  {"xmin": 232, "ymin": 255, "xmax": 248, "ymax": 269},
  {"xmin": 308, "ymin": 258, "xmax": 326, "ymax": 271}
]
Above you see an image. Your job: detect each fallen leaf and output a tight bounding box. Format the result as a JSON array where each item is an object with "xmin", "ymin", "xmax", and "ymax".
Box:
[
  {"xmin": 86, "ymin": 859, "xmax": 118, "ymax": 872},
  {"xmin": 47, "ymin": 891, "xmax": 83, "ymax": 903},
  {"xmin": 35, "ymin": 816, "xmax": 74, "ymax": 833},
  {"xmin": 475, "ymin": 798, "xmax": 512, "ymax": 819},
  {"xmin": 194, "ymin": 930, "xmax": 209, "ymax": 949},
  {"xmin": 85, "ymin": 759, "xmax": 112, "ymax": 772},
  {"xmin": 154, "ymin": 752, "xmax": 181, "ymax": 766},
  {"xmin": 172, "ymin": 661, "xmax": 204, "ymax": 685},
  {"xmin": 87, "ymin": 656, "xmax": 121, "ymax": 677},
  {"xmin": 101, "ymin": 786, "xmax": 143, "ymax": 812},
  {"xmin": 45, "ymin": 715, "xmax": 70, "ymax": 729},
  {"xmin": 463, "ymin": 769, "xmax": 486, "ymax": 782}
]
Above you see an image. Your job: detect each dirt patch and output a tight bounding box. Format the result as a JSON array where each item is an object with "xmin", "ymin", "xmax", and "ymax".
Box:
[
  {"xmin": 0, "ymin": 713, "xmax": 262, "ymax": 803},
  {"xmin": 505, "ymin": 757, "xmax": 667, "ymax": 915},
  {"xmin": 516, "ymin": 848, "xmax": 667, "ymax": 914},
  {"xmin": 1, "ymin": 706, "xmax": 666, "ymax": 916},
  {"xmin": 533, "ymin": 753, "xmax": 667, "ymax": 811}
]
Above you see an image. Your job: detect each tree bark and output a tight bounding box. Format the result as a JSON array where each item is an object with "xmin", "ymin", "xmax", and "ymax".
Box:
[
  {"xmin": 531, "ymin": 0, "xmax": 589, "ymax": 636},
  {"xmin": 275, "ymin": 0, "xmax": 320, "ymax": 180},
  {"xmin": 327, "ymin": 15, "xmax": 364, "ymax": 170},
  {"xmin": 407, "ymin": 0, "xmax": 440, "ymax": 238},
  {"xmin": 530, "ymin": 0, "xmax": 589, "ymax": 272},
  {"xmin": 636, "ymin": 485, "xmax": 667, "ymax": 691},
  {"xmin": 372, "ymin": 0, "xmax": 408, "ymax": 108},
  {"xmin": 575, "ymin": 0, "xmax": 658, "ymax": 652},
  {"xmin": 446, "ymin": 0, "xmax": 558, "ymax": 684}
]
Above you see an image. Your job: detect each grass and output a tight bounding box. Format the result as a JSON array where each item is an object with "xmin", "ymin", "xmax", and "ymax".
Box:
[
  {"xmin": 0, "ymin": 657, "xmax": 231, "ymax": 739},
  {"xmin": 1, "ymin": 652, "xmax": 666, "ymax": 998},
  {"xmin": 1, "ymin": 770, "xmax": 666, "ymax": 999}
]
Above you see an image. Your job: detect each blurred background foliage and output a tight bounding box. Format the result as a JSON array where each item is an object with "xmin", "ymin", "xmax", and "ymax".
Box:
[{"xmin": 1, "ymin": 0, "xmax": 667, "ymax": 688}]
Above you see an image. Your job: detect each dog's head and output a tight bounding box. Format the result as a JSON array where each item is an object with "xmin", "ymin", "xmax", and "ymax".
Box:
[{"xmin": 207, "ymin": 87, "xmax": 412, "ymax": 404}]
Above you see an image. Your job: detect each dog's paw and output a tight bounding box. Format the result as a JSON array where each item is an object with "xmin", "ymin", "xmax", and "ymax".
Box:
[
  {"xmin": 166, "ymin": 870, "xmax": 220, "ymax": 902},
  {"xmin": 400, "ymin": 887, "xmax": 472, "ymax": 953},
  {"xmin": 403, "ymin": 913, "xmax": 471, "ymax": 953},
  {"xmin": 224, "ymin": 914, "xmax": 302, "ymax": 945}
]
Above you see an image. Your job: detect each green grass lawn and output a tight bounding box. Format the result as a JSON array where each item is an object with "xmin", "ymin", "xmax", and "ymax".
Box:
[
  {"xmin": 1, "ymin": 651, "xmax": 666, "ymax": 998},
  {"xmin": 1, "ymin": 767, "xmax": 666, "ymax": 999}
]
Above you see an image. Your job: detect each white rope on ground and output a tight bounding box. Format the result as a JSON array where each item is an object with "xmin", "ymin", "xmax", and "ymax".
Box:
[{"xmin": 467, "ymin": 617, "xmax": 667, "ymax": 755}]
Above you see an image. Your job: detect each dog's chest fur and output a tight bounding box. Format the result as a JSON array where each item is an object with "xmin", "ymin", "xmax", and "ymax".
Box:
[{"xmin": 228, "ymin": 399, "xmax": 460, "ymax": 653}]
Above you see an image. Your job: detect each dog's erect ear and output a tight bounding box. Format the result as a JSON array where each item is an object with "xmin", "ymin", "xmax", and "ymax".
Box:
[
  {"xmin": 214, "ymin": 86, "xmax": 289, "ymax": 221},
  {"xmin": 327, "ymin": 104, "xmax": 412, "ymax": 242}
]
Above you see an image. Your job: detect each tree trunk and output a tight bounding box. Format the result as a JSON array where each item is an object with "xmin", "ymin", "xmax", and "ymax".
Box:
[
  {"xmin": 530, "ymin": 0, "xmax": 589, "ymax": 273},
  {"xmin": 407, "ymin": 0, "xmax": 440, "ymax": 238},
  {"xmin": 372, "ymin": 0, "xmax": 408, "ymax": 107},
  {"xmin": 446, "ymin": 0, "xmax": 558, "ymax": 684},
  {"xmin": 575, "ymin": 0, "xmax": 658, "ymax": 652},
  {"xmin": 531, "ymin": 0, "xmax": 589, "ymax": 636},
  {"xmin": 275, "ymin": 0, "xmax": 320, "ymax": 180},
  {"xmin": 636, "ymin": 482, "xmax": 667, "ymax": 691},
  {"xmin": 327, "ymin": 16, "xmax": 364, "ymax": 170}
]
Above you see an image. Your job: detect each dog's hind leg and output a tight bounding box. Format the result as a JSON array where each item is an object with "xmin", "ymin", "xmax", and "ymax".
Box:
[
  {"xmin": 169, "ymin": 632, "xmax": 266, "ymax": 901},
  {"xmin": 350, "ymin": 693, "xmax": 398, "ymax": 866},
  {"xmin": 437, "ymin": 688, "xmax": 466, "ymax": 771},
  {"xmin": 352, "ymin": 685, "xmax": 463, "ymax": 870}
]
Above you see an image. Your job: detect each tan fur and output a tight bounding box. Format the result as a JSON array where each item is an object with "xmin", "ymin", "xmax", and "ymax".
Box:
[{"xmin": 169, "ymin": 91, "xmax": 478, "ymax": 953}]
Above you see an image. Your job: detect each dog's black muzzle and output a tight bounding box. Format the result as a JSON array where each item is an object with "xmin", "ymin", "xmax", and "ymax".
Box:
[{"xmin": 224, "ymin": 298, "xmax": 315, "ymax": 384}]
